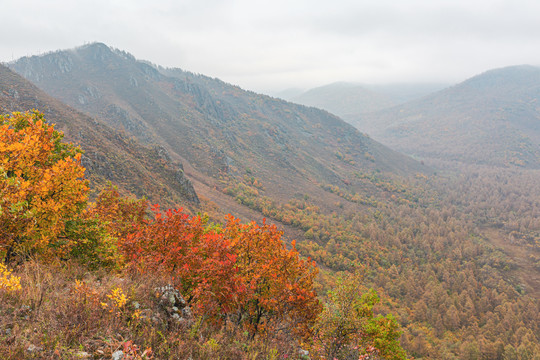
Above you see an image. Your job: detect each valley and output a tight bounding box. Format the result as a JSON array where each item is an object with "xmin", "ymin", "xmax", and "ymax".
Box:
[{"xmin": 1, "ymin": 43, "xmax": 539, "ymax": 359}]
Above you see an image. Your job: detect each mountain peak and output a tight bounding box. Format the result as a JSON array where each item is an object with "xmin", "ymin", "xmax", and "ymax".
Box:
[
  {"xmin": 462, "ymin": 64, "xmax": 540, "ymax": 90},
  {"xmin": 78, "ymin": 42, "xmax": 110, "ymax": 51},
  {"xmin": 75, "ymin": 42, "xmax": 139, "ymax": 66},
  {"xmin": 8, "ymin": 44, "xmax": 427, "ymax": 204},
  {"xmin": 76, "ymin": 42, "xmax": 136, "ymax": 61}
]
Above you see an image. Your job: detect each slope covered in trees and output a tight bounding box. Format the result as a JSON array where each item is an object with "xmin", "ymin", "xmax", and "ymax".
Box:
[
  {"xmin": 4, "ymin": 45, "xmax": 540, "ymax": 359},
  {"xmin": 0, "ymin": 112, "xmax": 405, "ymax": 359},
  {"xmin": 8, "ymin": 43, "xmax": 426, "ymax": 203},
  {"xmin": 348, "ymin": 65, "xmax": 540, "ymax": 168}
]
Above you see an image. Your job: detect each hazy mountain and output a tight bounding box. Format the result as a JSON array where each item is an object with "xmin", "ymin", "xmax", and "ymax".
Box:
[
  {"xmin": 282, "ymin": 82, "xmax": 449, "ymax": 118},
  {"xmin": 0, "ymin": 64, "xmax": 199, "ymax": 206},
  {"xmin": 269, "ymin": 87, "xmax": 305, "ymax": 100},
  {"xmin": 9, "ymin": 43, "xmax": 427, "ymax": 213},
  {"xmin": 349, "ymin": 65, "xmax": 540, "ymax": 168},
  {"xmin": 286, "ymin": 82, "xmax": 396, "ymax": 117},
  {"xmin": 361, "ymin": 82, "xmax": 450, "ymax": 105}
]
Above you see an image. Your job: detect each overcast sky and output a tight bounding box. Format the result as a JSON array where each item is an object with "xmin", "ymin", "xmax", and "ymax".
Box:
[{"xmin": 2, "ymin": 0, "xmax": 540, "ymax": 93}]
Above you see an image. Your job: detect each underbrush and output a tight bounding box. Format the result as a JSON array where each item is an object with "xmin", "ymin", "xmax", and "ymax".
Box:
[
  {"xmin": 0, "ymin": 260, "xmax": 303, "ymax": 359},
  {"xmin": 0, "ymin": 111, "xmax": 406, "ymax": 360}
]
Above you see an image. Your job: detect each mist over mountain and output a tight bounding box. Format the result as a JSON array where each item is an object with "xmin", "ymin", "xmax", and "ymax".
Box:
[
  {"xmin": 348, "ymin": 65, "xmax": 540, "ymax": 168},
  {"xmin": 285, "ymin": 83, "xmax": 395, "ymax": 116},
  {"xmin": 280, "ymin": 82, "xmax": 448, "ymax": 118},
  {"xmin": 361, "ymin": 82, "xmax": 450, "ymax": 106}
]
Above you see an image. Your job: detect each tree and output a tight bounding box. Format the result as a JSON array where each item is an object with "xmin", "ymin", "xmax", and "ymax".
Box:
[
  {"xmin": 85, "ymin": 184, "xmax": 148, "ymax": 240},
  {"xmin": 224, "ymin": 215, "xmax": 321, "ymax": 339},
  {"xmin": 0, "ymin": 111, "xmax": 88, "ymax": 259},
  {"xmin": 66, "ymin": 185, "xmax": 149, "ymax": 269},
  {"xmin": 122, "ymin": 210, "xmax": 321, "ymax": 340},
  {"xmin": 121, "ymin": 207, "xmax": 244, "ymax": 320},
  {"xmin": 311, "ymin": 273, "xmax": 407, "ymax": 360}
]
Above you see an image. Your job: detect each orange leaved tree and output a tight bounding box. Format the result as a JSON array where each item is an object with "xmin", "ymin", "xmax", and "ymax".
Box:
[
  {"xmin": 62, "ymin": 184, "xmax": 149, "ymax": 269},
  {"xmin": 224, "ymin": 215, "xmax": 321, "ymax": 340},
  {"xmin": 0, "ymin": 111, "xmax": 88, "ymax": 260},
  {"xmin": 121, "ymin": 206, "xmax": 244, "ymax": 319},
  {"xmin": 121, "ymin": 207, "xmax": 321, "ymax": 340},
  {"xmin": 85, "ymin": 184, "xmax": 148, "ymax": 241}
]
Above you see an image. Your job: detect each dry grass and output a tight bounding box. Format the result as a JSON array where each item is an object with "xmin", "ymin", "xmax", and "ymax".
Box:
[{"xmin": 0, "ymin": 260, "xmax": 305, "ymax": 359}]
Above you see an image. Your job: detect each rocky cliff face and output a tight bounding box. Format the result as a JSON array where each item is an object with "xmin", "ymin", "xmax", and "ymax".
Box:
[{"xmin": 174, "ymin": 168, "xmax": 199, "ymax": 204}]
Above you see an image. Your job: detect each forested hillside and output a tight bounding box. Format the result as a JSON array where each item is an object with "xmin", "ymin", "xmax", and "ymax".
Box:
[
  {"xmin": 348, "ymin": 65, "xmax": 540, "ymax": 168},
  {"xmin": 9, "ymin": 43, "xmax": 428, "ymax": 228},
  {"xmin": 0, "ymin": 111, "xmax": 405, "ymax": 359},
  {"xmin": 2, "ymin": 44, "xmax": 539, "ymax": 359}
]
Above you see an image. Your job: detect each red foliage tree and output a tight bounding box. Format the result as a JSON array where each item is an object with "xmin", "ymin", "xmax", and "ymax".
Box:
[
  {"xmin": 122, "ymin": 206, "xmax": 243, "ymax": 319},
  {"xmin": 121, "ymin": 207, "xmax": 321, "ymax": 339},
  {"xmin": 224, "ymin": 215, "xmax": 321, "ymax": 339}
]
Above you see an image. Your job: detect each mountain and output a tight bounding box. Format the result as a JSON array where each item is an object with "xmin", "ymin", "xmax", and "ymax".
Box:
[
  {"xmin": 349, "ymin": 65, "xmax": 540, "ymax": 168},
  {"xmin": 8, "ymin": 43, "xmax": 427, "ymax": 215},
  {"xmin": 286, "ymin": 82, "xmax": 396, "ymax": 116},
  {"xmin": 270, "ymin": 87, "xmax": 304, "ymax": 100},
  {"xmin": 283, "ymin": 82, "xmax": 448, "ymax": 118},
  {"xmin": 5, "ymin": 45, "xmax": 540, "ymax": 358},
  {"xmin": 0, "ymin": 64, "xmax": 199, "ymax": 206},
  {"xmin": 360, "ymin": 82, "xmax": 450, "ymax": 105}
]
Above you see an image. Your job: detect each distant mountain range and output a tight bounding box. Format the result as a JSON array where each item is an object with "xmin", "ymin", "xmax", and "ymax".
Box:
[
  {"xmin": 347, "ymin": 65, "xmax": 540, "ymax": 168},
  {"xmin": 7, "ymin": 43, "xmax": 426, "ymax": 216},
  {"xmin": 278, "ymin": 82, "xmax": 448, "ymax": 117}
]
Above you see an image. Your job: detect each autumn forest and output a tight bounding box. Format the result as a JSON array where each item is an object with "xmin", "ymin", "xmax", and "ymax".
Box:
[{"xmin": 0, "ymin": 44, "xmax": 539, "ymax": 360}]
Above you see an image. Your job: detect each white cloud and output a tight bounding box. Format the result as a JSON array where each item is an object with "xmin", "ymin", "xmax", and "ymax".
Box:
[{"xmin": 2, "ymin": 0, "xmax": 540, "ymax": 92}]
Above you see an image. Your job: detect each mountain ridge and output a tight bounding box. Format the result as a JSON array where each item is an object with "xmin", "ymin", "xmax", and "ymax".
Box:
[
  {"xmin": 0, "ymin": 63, "xmax": 200, "ymax": 207},
  {"xmin": 348, "ymin": 65, "xmax": 540, "ymax": 168},
  {"xmin": 281, "ymin": 81, "xmax": 448, "ymax": 117},
  {"xmin": 8, "ymin": 43, "xmax": 428, "ymax": 210}
]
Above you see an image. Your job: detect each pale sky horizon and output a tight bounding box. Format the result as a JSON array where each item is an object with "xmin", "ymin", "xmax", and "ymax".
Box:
[{"xmin": 2, "ymin": 0, "xmax": 540, "ymax": 93}]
